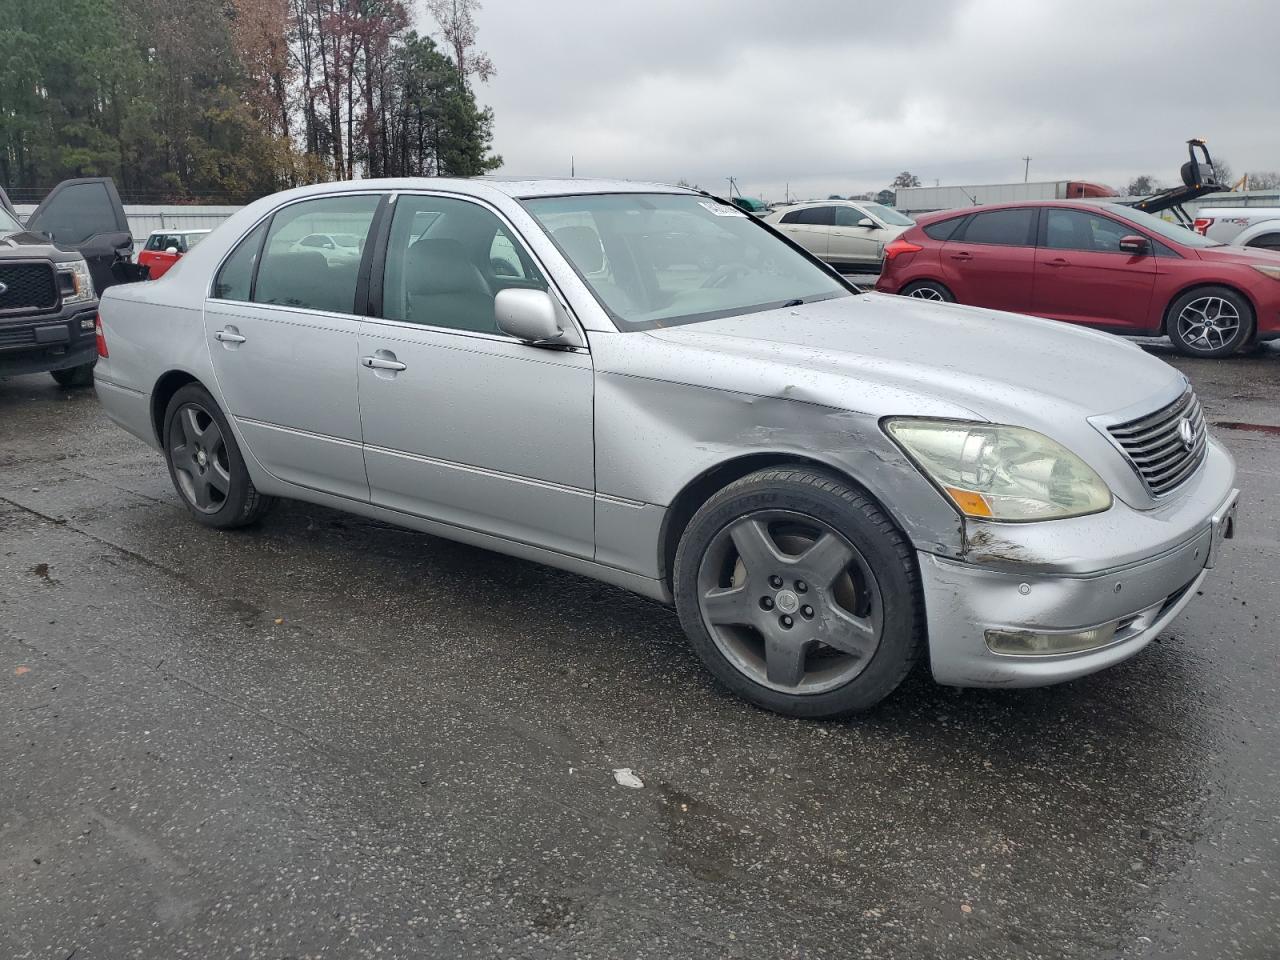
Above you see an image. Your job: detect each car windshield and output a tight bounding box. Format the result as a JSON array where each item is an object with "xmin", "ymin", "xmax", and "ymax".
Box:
[
  {"xmin": 1105, "ymin": 203, "xmax": 1225, "ymax": 248},
  {"xmin": 860, "ymin": 202, "xmax": 914, "ymax": 227},
  {"xmin": 522, "ymin": 193, "xmax": 850, "ymax": 330},
  {"xmin": 0, "ymin": 207, "xmax": 23, "ymax": 233},
  {"xmin": 333, "ymin": 234, "xmax": 361, "ymax": 248}
]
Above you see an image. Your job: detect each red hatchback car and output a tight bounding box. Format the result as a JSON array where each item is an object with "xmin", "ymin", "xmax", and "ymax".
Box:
[{"xmin": 875, "ymin": 200, "xmax": 1280, "ymax": 357}]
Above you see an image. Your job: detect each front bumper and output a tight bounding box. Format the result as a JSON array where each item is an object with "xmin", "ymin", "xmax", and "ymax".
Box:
[
  {"xmin": 0, "ymin": 304, "xmax": 99, "ymax": 376},
  {"xmin": 922, "ymin": 464, "xmax": 1238, "ymax": 689}
]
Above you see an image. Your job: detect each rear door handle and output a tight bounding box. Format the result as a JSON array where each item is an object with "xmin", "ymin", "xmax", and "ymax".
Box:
[
  {"xmin": 214, "ymin": 329, "xmax": 246, "ymax": 344},
  {"xmin": 1045, "ymin": 257, "xmax": 1071, "ymax": 267},
  {"xmin": 949, "ymin": 252, "xmax": 973, "ymax": 261},
  {"xmin": 361, "ymin": 356, "xmax": 407, "ymax": 372}
]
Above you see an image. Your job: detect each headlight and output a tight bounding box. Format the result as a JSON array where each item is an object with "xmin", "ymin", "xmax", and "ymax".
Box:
[
  {"xmin": 57, "ymin": 258, "xmax": 96, "ymax": 303},
  {"xmin": 885, "ymin": 419, "xmax": 1112, "ymax": 521},
  {"xmin": 1251, "ymin": 263, "xmax": 1280, "ymax": 282}
]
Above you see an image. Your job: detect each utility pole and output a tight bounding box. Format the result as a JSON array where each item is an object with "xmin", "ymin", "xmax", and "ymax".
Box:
[
  {"xmin": 571, "ymin": 155, "xmax": 575, "ymax": 178},
  {"xmin": 1022, "ymin": 156, "xmax": 1031, "ymax": 183}
]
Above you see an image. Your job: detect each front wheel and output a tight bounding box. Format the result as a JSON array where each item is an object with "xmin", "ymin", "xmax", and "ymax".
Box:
[
  {"xmin": 51, "ymin": 361, "xmax": 95, "ymax": 388},
  {"xmin": 899, "ymin": 280, "xmax": 954, "ymax": 303},
  {"xmin": 673, "ymin": 467, "xmax": 925, "ymax": 718},
  {"xmin": 162, "ymin": 383, "xmax": 275, "ymax": 528},
  {"xmin": 1167, "ymin": 286, "xmax": 1255, "ymax": 358}
]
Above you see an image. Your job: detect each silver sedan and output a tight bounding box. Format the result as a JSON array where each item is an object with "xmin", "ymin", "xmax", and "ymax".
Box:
[{"xmin": 94, "ymin": 178, "xmax": 1239, "ymax": 718}]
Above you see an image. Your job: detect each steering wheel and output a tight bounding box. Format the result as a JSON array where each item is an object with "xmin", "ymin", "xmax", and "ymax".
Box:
[{"xmin": 699, "ymin": 262, "xmax": 751, "ymax": 289}]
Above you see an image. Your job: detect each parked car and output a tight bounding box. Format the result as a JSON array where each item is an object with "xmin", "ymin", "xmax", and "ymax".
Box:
[
  {"xmin": 765, "ymin": 199, "xmax": 914, "ymax": 273},
  {"xmin": 1229, "ymin": 218, "xmax": 1280, "ymax": 252},
  {"xmin": 288, "ymin": 231, "xmax": 365, "ymax": 266},
  {"xmin": 137, "ymin": 228, "xmax": 211, "ymax": 279},
  {"xmin": 94, "ymin": 179, "xmax": 1237, "ymax": 718},
  {"xmin": 0, "ymin": 177, "xmax": 134, "ymax": 386},
  {"xmin": 1192, "ymin": 207, "xmax": 1280, "ymax": 247},
  {"xmin": 875, "ymin": 200, "xmax": 1280, "ymax": 357}
]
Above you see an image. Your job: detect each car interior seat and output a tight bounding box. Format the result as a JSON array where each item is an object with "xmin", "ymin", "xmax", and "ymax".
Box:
[{"xmin": 404, "ymin": 237, "xmax": 496, "ymax": 332}]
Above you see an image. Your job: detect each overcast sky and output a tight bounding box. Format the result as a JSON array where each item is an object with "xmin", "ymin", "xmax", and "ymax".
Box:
[{"xmin": 417, "ymin": 0, "xmax": 1280, "ymax": 203}]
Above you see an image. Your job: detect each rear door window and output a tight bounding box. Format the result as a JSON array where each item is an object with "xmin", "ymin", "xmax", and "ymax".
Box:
[
  {"xmin": 957, "ymin": 208, "xmax": 1035, "ymax": 246},
  {"xmin": 253, "ymin": 196, "xmax": 380, "ymax": 314},
  {"xmin": 923, "ymin": 217, "xmax": 965, "ymax": 241},
  {"xmin": 212, "ymin": 221, "xmax": 268, "ymax": 301}
]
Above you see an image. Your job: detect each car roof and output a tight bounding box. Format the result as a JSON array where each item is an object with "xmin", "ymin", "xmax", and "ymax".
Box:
[
  {"xmin": 480, "ymin": 177, "xmax": 693, "ymax": 198},
  {"xmin": 147, "ymin": 228, "xmax": 211, "ymax": 235},
  {"xmin": 773, "ymin": 199, "xmax": 868, "ymax": 209},
  {"xmin": 919, "ymin": 199, "xmax": 1136, "ymax": 219}
]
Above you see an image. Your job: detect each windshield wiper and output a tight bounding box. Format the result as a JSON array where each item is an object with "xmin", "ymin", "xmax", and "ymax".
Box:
[{"xmin": 782, "ymin": 298, "xmax": 805, "ymax": 307}]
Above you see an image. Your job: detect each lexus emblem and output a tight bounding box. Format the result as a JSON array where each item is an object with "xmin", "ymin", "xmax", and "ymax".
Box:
[
  {"xmin": 0, "ymin": 281, "xmax": 8, "ymax": 296},
  {"xmin": 1178, "ymin": 417, "xmax": 1195, "ymax": 451}
]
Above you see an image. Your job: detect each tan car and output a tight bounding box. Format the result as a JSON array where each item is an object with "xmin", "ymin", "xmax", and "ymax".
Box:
[{"xmin": 765, "ymin": 200, "xmax": 914, "ymax": 273}]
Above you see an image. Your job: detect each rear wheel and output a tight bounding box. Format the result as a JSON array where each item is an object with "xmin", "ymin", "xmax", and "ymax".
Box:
[
  {"xmin": 673, "ymin": 467, "xmax": 924, "ymax": 718},
  {"xmin": 899, "ymin": 280, "xmax": 954, "ymax": 303},
  {"xmin": 162, "ymin": 383, "xmax": 275, "ymax": 528},
  {"xmin": 1167, "ymin": 285, "xmax": 1254, "ymax": 358},
  {"xmin": 50, "ymin": 361, "xmax": 95, "ymax": 388}
]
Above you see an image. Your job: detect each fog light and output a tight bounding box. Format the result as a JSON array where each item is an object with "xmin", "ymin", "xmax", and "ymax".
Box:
[
  {"xmin": 985, "ymin": 623, "xmax": 1118, "ymax": 656},
  {"xmin": 80, "ymin": 316, "xmax": 96, "ymax": 330}
]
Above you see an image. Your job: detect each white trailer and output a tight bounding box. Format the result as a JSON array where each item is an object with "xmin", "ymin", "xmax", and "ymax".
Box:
[{"xmin": 896, "ymin": 180, "xmax": 1114, "ymax": 215}]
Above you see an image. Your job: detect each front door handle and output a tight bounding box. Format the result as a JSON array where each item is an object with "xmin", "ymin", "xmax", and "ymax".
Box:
[
  {"xmin": 1045, "ymin": 257, "xmax": 1071, "ymax": 267},
  {"xmin": 361, "ymin": 355, "xmax": 407, "ymax": 372},
  {"xmin": 214, "ymin": 329, "xmax": 247, "ymax": 344}
]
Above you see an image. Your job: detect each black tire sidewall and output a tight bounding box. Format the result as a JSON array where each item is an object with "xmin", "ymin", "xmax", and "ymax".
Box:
[
  {"xmin": 51, "ymin": 361, "xmax": 96, "ymax": 387},
  {"xmin": 673, "ymin": 469, "xmax": 923, "ymax": 718},
  {"xmin": 162, "ymin": 383, "xmax": 259, "ymax": 528},
  {"xmin": 1168, "ymin": 286, "xmax": 1255, "ymax": 357},
  {"xmin": 901, "ymin": 281, "xmax": 954, "ymax": 302}
]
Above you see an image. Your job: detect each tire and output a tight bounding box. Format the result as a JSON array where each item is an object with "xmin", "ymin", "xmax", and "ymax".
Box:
[
  {"xmin": 673, "ymin": 466, "xmax": 925, "ymax": 718},
  {"xmin": 162, "ymin": 383, "xmax": 275, "ymax": 529},
  {"xmin": 899, "ymin": 280, "xmax": 954, "ymax": 303},
  {"xmin": 1167, "ymin": 285, "xmax": 1255, "ymax": 358},
  {"xmin": 50, "ymin": 361, "xmax": 96, "ymax": 388}
]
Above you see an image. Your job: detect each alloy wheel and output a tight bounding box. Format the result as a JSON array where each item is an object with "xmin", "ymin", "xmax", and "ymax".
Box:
[
  {"xmin": 1175, "ymin": 295, "xmax": 1241, "ymax": 353},
  {"xmin": 168, "ymin": 402, "xmax": 231, "ymax": 514},
  {"xmin": 907, "ymin": 286, "xmax": 946, "ymax": 301},
  {"xmin": 695, "ymin": 510, "xmax": 884, "ymax": 694}
]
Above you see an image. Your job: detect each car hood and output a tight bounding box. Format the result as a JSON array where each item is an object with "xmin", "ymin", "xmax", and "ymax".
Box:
[
  {"xmin": 630, "ymin": 292, "xmax": 1187, "ymax": 507},
  {"xmin": 643, "ymin": 292, "xmax": 1182, "ymax": 420},
  {"xmin": 1194, "ymin": 243, "xmax": 1280, "ymax": 266},
  {"xmin": 0, "ymin": 230, "xmax": 85, "ymax": 262}
]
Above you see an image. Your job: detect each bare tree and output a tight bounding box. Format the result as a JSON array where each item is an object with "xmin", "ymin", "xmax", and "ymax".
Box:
[
  {"xmin": 423, "ymin": 0, "xmax": 494, "ymax": 84},
  {"xmin": 1125, "ymin": 174, "xmax": 1160, "ymax": 197},
  {"xmin": 1244, "ymin": 170, "xmax": 1280, "ymax": 191},
  {"xmin": 1211, "ymin": 157, "xmax": 1234, "ymax": 188}
]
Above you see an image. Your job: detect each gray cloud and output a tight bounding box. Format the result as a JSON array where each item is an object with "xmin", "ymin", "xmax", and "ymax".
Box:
[{"xmin": 422, "ymin": 0, "xmax": 1280, "ymax": 202}]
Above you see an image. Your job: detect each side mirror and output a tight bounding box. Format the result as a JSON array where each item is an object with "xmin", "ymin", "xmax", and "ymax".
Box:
[
  {"xmin": 495, "ymin": 288, "xmax": 578, "ymax": 346},
  {"xmin": 857, "ymin": 217, "xmax": 876, "ymax": 228},
  {"xmin": 165, "ymin": 246, "xmax": 179, "ymax": 254},
  {"xmin": 1118, "ymin": 234, "xmax": 1149, "ymax": 255}
]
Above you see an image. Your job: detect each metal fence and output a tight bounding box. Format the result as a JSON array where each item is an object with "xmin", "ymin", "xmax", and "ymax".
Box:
[{"xmin": 14, "ymin": 203, "xmax": 244, "ymax": 245}]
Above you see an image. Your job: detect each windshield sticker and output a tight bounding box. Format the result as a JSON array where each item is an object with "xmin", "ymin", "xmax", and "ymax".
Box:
[{"xmin": 699, "ymin": 200, "xmax": 747, "ymax": 218}]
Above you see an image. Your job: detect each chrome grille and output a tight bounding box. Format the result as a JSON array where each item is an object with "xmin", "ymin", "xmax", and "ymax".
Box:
[{"xmin": 1107, "ymin": 390, "xmax": 1207, "ymax": 497}]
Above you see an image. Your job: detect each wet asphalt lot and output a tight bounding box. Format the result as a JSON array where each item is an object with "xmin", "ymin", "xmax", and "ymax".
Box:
[{"xmin": 2, "ymin": 341, "xmax": 1278, "ymax": 960}]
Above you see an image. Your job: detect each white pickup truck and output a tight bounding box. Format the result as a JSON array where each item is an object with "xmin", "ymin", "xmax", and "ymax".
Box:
[{"xmin": 1194, "ymin": 207, "xmax": 1280, "ymax": 251}]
